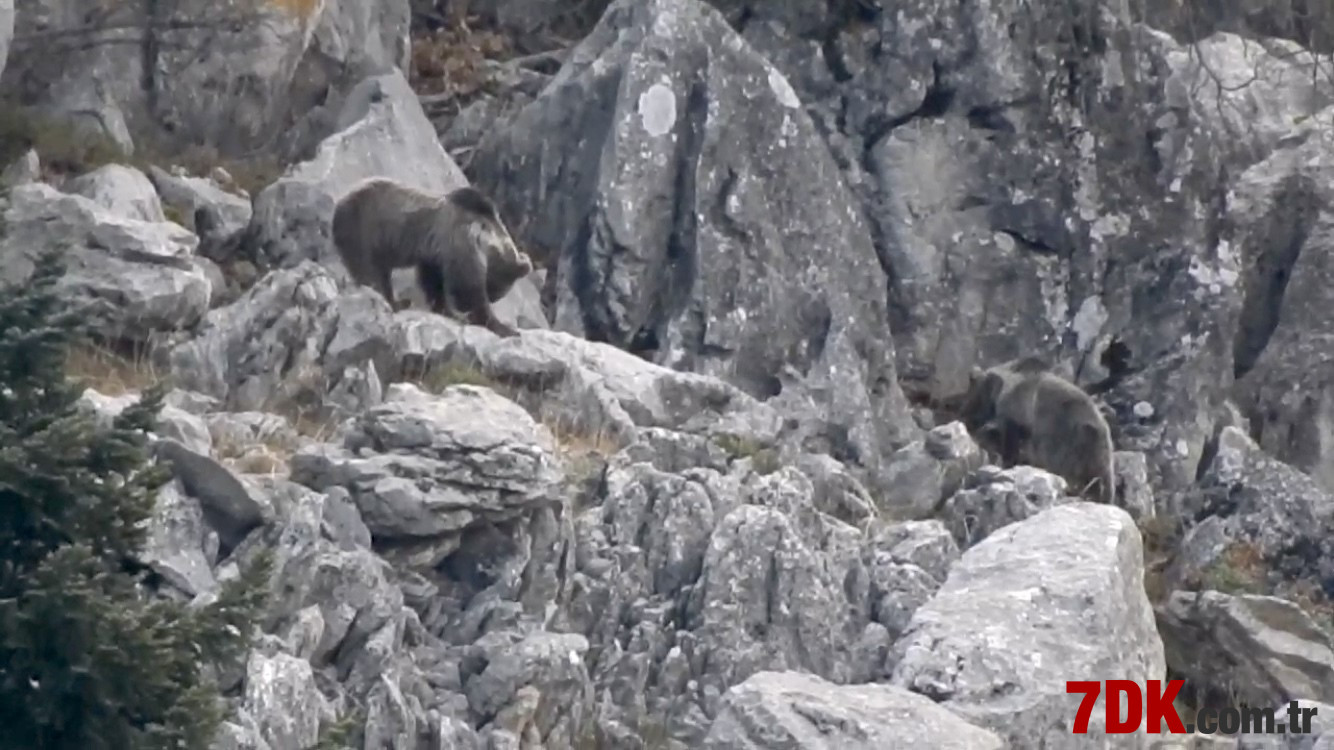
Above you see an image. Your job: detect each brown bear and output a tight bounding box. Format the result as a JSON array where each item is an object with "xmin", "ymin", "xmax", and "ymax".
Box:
[{"xmin": 331, "ymin": 178, "xmax": 534, "ymax": 337}]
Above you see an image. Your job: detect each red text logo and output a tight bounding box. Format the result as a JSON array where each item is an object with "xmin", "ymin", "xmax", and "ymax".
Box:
[{"xmin": 1067, "ymin": 680, "xmax": 1318, "ymax": 736}]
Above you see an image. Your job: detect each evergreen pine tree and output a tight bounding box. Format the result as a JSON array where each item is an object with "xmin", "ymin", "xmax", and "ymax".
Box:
[{"xmin": 0, "ymin": 248, "xmax": 271, "ymax": 750}]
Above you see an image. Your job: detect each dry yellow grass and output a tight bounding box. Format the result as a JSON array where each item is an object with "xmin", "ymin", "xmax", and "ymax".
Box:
[
  {"xmin": 412, "ymin": 360, "xmax": 500, "ymax": 392},
  {"xmin": 225, "ymin": 448, "xmax": 288, "ymax": 477},
  {"xmin": 64, "ymin": 341, "xmax": 163, "ymax": 396},
  {"xmin": 211, "ymin": 422, "xmax": 299, "ymax": 476},
  {"xmin": 542, "ymin": 414, "xmax": 620, "ymax": 510},
  {"xmin": 544, "ymin": 414, "xmax": 621, "ymax": 460},
  {"xmin": 268, "ymin": 0, "xmax": 320, "ymax": 22}
]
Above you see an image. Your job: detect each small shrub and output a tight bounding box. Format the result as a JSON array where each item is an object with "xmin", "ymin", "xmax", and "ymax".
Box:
[
  {"xmin": 63, "ymin": 340, "xmax": 164, "ymax": 397},
  {"xmin": 716, "ymin": 433, "xmax": 781, "ymax": 475},
  {"xmin": 542, "ymin": 415, "xmax": 619, "ymax": 510},
  {"xmin": 267, "ymin": 402, "xmax": 341, "ymax": 444},
  {"xmin": 637, "ymin": 717, "xmax": 674, "ymax": 750},
  {"xmin": 227, "ymin": 449, "xmax": 288, "ymax": 477},
  {"xmin": 162, "ymin": 203, "xmax": 188, "ymax": 228},
  {"xmin": 311, "ymin": 707, "xmax": 363, "ymax": 750},
  {"xmin": 1200, "ymin": 540, "xmax": 1267, "ymax": 595}
]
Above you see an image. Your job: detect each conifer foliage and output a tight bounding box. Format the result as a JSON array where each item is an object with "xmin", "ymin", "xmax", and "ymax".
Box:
[{"xmin": 0, "ymin": 249, "xmax": 270, "ymax": 749}]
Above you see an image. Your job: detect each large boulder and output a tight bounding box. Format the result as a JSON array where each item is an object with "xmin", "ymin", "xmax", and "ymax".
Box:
[
  {"xmin": 469, "ymin": 0, "xmax": 918, "ymax": 490},
  {"xmin": 703, "ymin": 670, "xmax": 1005, "ymax": 750},
  {"xmin": 289, "ymin": 382, "xmax": 564, "ymax": 568},
  {"xmin": 167, "ymin": 261, "xmax": 394, "ymax": 415},
  {"xmin": 889, "ymin": 502, "xmax": 1165, "ymax": 747},
  {"xmin": 0, "ymin": 182, "xmax": 210, "ymax": 341},
  {"xmin": 1227, "ymin": 132, "xmax": 1334, "ymax": 496},
  {"xmin": 64, "ymin": 163, "xmax": 167, "ymax": 222},
  {"xmin": 1159, "ymin": 591, "xmax": 1334, "ymax": 711}
]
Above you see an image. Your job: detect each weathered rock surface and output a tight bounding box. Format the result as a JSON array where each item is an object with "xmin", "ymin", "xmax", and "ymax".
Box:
[
  {"xmin": 153, "ymin": 439, "xmax": 268, "ymax": 553},
  {"xmin": 1172, "ymin": 427, "xmax": 1334, "ymax": 604},
  {"xmin": 64, "ymin": 163, "xmax": 166, "ymax": 222},
  {"xmin": 168, "ymin": 261, "xmax": 394, "ymax": 415},
  {"xmin": 394, "ymin": 318, "xmax": 785, "ymax": 446},
  {"xmin": 703, "ymin": 670, "xmax": 1005, "ymax": 750},
  {"xmin": 469, "ymin": 0, "xmax": 918, "ymax": 495},
  {"xmin": 879, "ymin": 420, "xmax": 988, "ymax": 520},
  {"xmin": 241, "ymin": 648, "xmax": 333, "ymax": 750},
  {"xmin": 1160, "ymin": 591, "xmax": 1334, "ymax": 711},
  {"xmin": 142, "ymin": 480, "xmax": 218, "ymax": 597},
  {"xmin": 290, "ymin": 383, "xmax": 563, "ymax": 567},
  {"xmin": 562, "ymin": 456, "xmax": 957, "ymax": 746},
  {"xmin": 1227, "ymin": 130, "xmax": 1334, "ymax": 497},
  {"xmin": 0, "ymin": 182, "xmax": 209, "ymax": 340},
  {"xmin": 710, "ymin": 0, "xmax": 1318, "ymax": 501},
  {"xmin": 0, "ymin": 0, "xmax": 12, "ymax": 83},
  {"xmin": 890, "ymin": 502, "xmax": 1165, "ymax": 746},
  {"xmin": 0, "ymin": 147, "xmax": 38, "ymax": 188},
  {"xmin": 148, "ymin": 165, "xmax": 253, "ymax": 238},
  {"xmin": 940, "ymin": 464, "xmax": 1075, "ymax": 549},
  {"xmin": 0, "ymin": 0, "xmax": 411, "ymax": 157}
]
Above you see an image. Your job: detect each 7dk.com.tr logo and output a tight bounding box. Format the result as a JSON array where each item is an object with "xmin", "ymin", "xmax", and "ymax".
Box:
[{"xmin": 1067, "ymin": 680, "xmax": 1319, "ymax": 735}]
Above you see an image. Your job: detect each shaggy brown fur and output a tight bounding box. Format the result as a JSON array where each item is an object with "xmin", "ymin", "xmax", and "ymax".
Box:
[
  {"xmin": 957, "ymin": 356, "xmax": 1117, "ymax": 505},
  {"xmin": 331, "ymin": 178, "xmax": 534, "ymax": 337}
]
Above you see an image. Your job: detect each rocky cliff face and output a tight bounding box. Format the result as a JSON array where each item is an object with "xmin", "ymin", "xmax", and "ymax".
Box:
[{"xmin": 4, "ymin": 0, "xmax": 1334, "ymax": 747}]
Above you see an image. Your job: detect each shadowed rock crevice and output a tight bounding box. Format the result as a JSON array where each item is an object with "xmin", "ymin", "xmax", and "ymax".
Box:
[
  {"xmin": 629, "ymin": 78, "xmax": 709, "ymax": 361},
  {"xmin": 1231, "ymin": 172, "xmax": 1317, "ymax": 381}
]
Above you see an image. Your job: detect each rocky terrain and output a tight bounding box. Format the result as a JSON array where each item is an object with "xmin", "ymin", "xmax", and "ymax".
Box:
[{"xmin": 4, "ymin": 0, "xmax": 1334, "ymax": 747}]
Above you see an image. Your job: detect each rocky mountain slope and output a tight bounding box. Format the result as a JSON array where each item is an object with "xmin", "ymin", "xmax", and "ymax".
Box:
[{"xmin": 4, "ymin": 0, "xmax": 1334, "ymax": 747}]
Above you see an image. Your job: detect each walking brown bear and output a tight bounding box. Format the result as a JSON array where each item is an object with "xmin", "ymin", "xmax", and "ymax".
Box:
[{"xmin": 331, "ymin": 178, "xmax": 535, "ymax": 338}]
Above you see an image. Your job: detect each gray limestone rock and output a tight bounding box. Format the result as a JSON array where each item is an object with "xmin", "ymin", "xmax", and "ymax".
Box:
[
  {"xmin": 64, "ymin": 163, "xmax": 166, "ymax": 222},
  {"xmin": 0, "ymin": 183, "xmax": 209, "ymax": 342},
  {"xmin": 289, "ymin": 383, "xmax": 562, "ymax": 568},
  {"xmin": 469, "ymin": 0, "xmax": 918, "ymax": 496},
  {"xmin": 890, "ymin": 502, "xmax": 1165, "ymax": 747},
  {"xmin": 703, "ymin": 670, "xmax": 1005, "ymax": 750}
]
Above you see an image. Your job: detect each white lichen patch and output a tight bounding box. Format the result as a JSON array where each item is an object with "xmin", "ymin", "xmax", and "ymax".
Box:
[
  {"xmin": 767, "ymin": 67, "xmax": 801, "ymax": 109},
  {"xmin": 638, "ymin": 82, "xmax": 677, "ymax": 137},
  {"xmin": 1071, "ymin": 296, "xmax": 1108, "ymax": 353}
]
